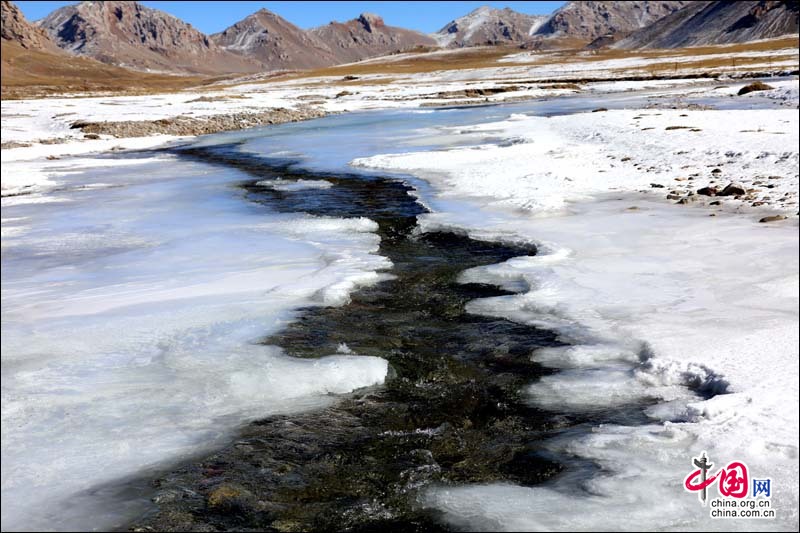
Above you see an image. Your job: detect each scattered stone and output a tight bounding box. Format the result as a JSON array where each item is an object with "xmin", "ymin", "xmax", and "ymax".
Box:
[
  {"xmin": 342, "ymin": 75, "xmax": 360, "ymax": 81},
  {"xmin": 46, "ymin": 155, "xmax": 60, "ymax": 160},
  {"xmin": 1, "ymin": 141, "xmax": 33, "ymax": 149},
  {"xmin": 697, "ymin": 186, "xmax": 718, "ymax": 196},
  {"xmin": 650, "ymin": 183, "xmax": 665, "ymax": 188},
  {"xmin": 665, "ymin": 125, "xmax": 693, "ymax": 130},
  {"xmin": 737, "ymin": 81, "xmax": 774, "ymax": 96},
  {"xmin": 710, "ymin": 200, "xmax": 722, "ymax": 205},
  {"xmin": 335, "ymin": 91, "xmax": 352, "ymax": 98},
  {"xmin": 591, "ymin": 107, "xmax": 608, "ymax": 112},
  {"xmin": 711, "ymin": 168, "xmax": 722, "ymax": 174},
  {"xmin": 84, "ymin": 133, "xmax": 100, "ymax": 140},
  {"xmin": 666, "ymin": 193, "xmax": 682, "ymax": 200},
  {"xmin": 718, "ymin": 183, "xmax": 746, "ymax": 196},
  {"xmin": 538, "ymin": 83, "xmax": 581, "ymax": 90},
  {"xmin": 709, "ymin": 213, "xmax": 716, "ymax": 217},
  {"xmin": 759, "ymin": 215, "xmax": 787, "ymax": 223},
  {"xmin": 296, "ymin": 94, "xmax": 329, "ymax": 101},
  {"xmin": 621, "ymin": 156, "xmax": 631, "ymax": 162},
  {"xmin": 674, "ymin": 177, "xmax": 687, "ymax": 181},
  {"xmin": 186, "ymin": 95, "xmax": 249, "ymax": 103}
]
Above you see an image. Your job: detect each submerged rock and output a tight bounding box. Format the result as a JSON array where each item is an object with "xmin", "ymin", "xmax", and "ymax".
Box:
[{"xmin": 206, "ymin": 484, "xmax": 256, "ymax": 515}]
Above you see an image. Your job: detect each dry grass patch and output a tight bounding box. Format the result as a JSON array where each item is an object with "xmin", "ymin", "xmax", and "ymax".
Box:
[
  {"xmin": 1, "ymin": 41, "xmax": 224, "ymax": 99},
  {"xmin": 277, "ymin": 46, "xmax": 521, "ymax": 80}
]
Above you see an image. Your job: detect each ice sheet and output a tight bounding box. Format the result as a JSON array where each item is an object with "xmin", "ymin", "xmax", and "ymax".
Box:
[{"xmin": 1, "ymin": 154, "xmax": 390, "ymax": 531}]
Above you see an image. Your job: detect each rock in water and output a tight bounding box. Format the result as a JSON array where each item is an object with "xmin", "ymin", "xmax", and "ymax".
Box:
[{"xmin": 206, "ymin": 485, "xmax": 256, "ymax": 515}]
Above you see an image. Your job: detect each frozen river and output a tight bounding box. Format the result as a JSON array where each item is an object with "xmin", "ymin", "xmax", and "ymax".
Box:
[{"xmin": 2, "ymin": 91, "xmax": 797, "ymax": 531}]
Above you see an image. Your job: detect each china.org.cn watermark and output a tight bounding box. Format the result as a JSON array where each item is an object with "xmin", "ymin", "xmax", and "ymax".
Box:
[{"xmin": 684, "ymin": 451, "xmax": 776, "ymax": 519}]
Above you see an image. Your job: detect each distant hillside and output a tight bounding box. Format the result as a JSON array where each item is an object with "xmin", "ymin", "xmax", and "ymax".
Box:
[
  {"xmin": 1, "ymin": 1, "xmax": 211, "ymax": 99},
  {"xmin": 615, "ymin": 0, "xmax": 800, "ymax": 49},
  {"xmin": 531, "ymin": 1, "xmax": 690, "ymax": 44},
  {"xmin": 434, "ymin": 6, "xmax": 547, "ymax": 47},
  {"xmin": 309, "ymin": 13, "xmax": 437, "ymax": 63},
  {"xmin": 211, "ymin": 8, "xmax": 338, "ymax": 71},
  {"xmin": 38, "ymin": 1, "xmax": 262, "ymax": 74}
]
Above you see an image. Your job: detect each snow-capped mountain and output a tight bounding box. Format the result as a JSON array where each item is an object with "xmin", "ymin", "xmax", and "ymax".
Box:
[{"xmin": 434, "ymin": 6, "xmax": 548, "ymax": 47}]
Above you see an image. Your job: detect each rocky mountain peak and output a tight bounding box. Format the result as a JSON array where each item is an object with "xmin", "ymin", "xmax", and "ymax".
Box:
[
  {"xmin": 1, "ymin": 0, "xmax": 58, "ymax": 50},
  {"xmin": 615, "ymin": 0, "xmax": 800, "ymax": 49},
  {"xmin": 211, "ymin": 6, "xmax": 338, "ymax": 70},
  {"xmin": 37, "ymin": 0, "xmax": 260, "ymax": 74},
  {"xmin": 434, "ymin": 5, "xmax": 547, "ymax": 47},
  {"xmin": 532, "ymin": 1, "xmax": 691, "ymax": 42},
  {"xmin": 358, "ymin": 13, "xmax": 385, "ymax": 32}
]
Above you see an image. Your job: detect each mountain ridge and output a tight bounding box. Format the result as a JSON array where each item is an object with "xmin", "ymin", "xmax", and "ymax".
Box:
[{"xmin": 615, "ymin": 0, "xmax": 800, "ymax": 49}]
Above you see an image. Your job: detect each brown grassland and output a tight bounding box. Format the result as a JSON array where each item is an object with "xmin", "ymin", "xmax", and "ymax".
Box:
[{"xmin": 1, "ymin": 42, "xmax": 225, "ymax": 99}]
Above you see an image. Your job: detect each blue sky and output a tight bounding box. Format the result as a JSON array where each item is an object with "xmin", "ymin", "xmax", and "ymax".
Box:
[{"xmin": 16, "ymin": 1, "xmax": 565, "ymax": 34}]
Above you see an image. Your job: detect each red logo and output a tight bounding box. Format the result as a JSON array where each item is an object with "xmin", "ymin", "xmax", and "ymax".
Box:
[{"xmin": 684, "ymin": 452, "xmax": 749, "ymax": 505}]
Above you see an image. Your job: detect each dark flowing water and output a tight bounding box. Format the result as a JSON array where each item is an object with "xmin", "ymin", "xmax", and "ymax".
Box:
[
  {"xmin": 132, "ymin": 138, "xmax": 680, "ymax": 530},
  {"xmin": 131, "ymin": 144, "xmax": 574, "ymax": 530}
]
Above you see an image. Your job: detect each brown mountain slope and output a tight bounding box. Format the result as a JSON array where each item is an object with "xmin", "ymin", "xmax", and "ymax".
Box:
[
  {"xmin": 2, "ymin": 1, "xmax": 204, "ymax": 99},
  {"xmin": 532, "ymin": 1, "xmax": 690, "ymax": 43},
  {"xmin": 37, "ymin": 0, "xmax": 262, "ymax": 75},
  {"xmin": 309, "ymin": 13, "xmax": 437, "ymax": 64},
  {"xmin": 434, "ymin": 6, "xmax": 548, "ymax": 48},
  {"xmin": 615, "ymin": 0, "xmax": 799, "ymax": 49},
  {"xmin": 1, "ymin": 0, "xmax": 59, "ymax": 51},
  {"xmin": 211, "ymin": 8, "xmax": 338, "ymax": 70}
]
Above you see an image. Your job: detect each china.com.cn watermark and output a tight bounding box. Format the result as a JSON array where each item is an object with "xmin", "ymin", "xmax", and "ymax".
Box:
[{"xmin": 684, "ymin": 451, "xmax": 776, "ymax": 519}]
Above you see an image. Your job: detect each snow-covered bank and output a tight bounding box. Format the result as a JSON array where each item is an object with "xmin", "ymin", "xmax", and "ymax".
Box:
[
  {"xmin": 1, "ymin": 154, "xmax": 390, "ymax": 531},
  {"xmin": 353, "ymin": 102, "xmax": 799, "ymax": 217},
  {"xmin": 353, "ymin": 103, "xmax": 799, "ymax": 529},
  {"xmin": 421, "ymin": 198, "xmax": 799, "ymax": 531}
]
